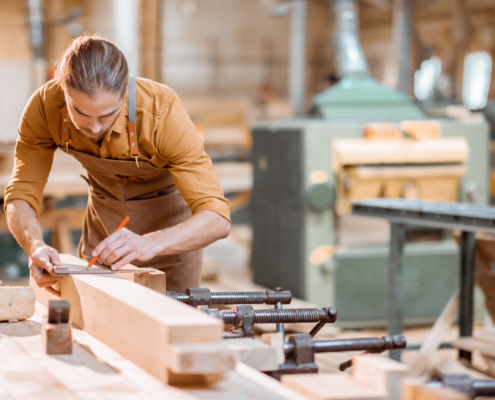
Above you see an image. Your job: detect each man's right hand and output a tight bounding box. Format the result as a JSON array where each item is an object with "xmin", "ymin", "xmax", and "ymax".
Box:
[{"xmin": 30, "ymin": 245, "xmax": 62, "ymax": 289}]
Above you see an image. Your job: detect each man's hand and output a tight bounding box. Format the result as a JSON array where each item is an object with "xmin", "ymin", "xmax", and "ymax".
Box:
[
  {"xmin": 92, "ymin": 228, "xmax": 157, "ymax": 270},
  {"xmin": 30, "ymin": 245, "xmax": 62, "ymax": 288}
]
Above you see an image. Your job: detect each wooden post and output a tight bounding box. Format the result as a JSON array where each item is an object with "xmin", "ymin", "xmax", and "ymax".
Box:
[{"xmin": 140, "ymin": 0, "xmax": 163, "ymax": 82}]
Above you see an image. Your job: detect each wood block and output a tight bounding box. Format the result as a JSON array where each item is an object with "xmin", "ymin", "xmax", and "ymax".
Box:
[
  {"xmin": 261, "ymin": 332, "xmax": 286, "ymax": 364},
  {"xmin": 148, "ymin": 269, "xmax": 166, "ymax": 294},
  {"xmin": 0, "ymin": 286, "xmax": 35, "ymax": 322},
  {"xmin": 281, "ymin": 373, "xmax": 388, "ymax": 400},
  {"xmin": 166, "ymin": 342, "xmax": 235, "ymax": 375},
  {"xmin": 30, "ymin": 254, "xmax": 228, "ymax": 384},
  {"xmin": 401, "ymin": 377, "xmax": 422, "ymax": 400},
  {"xmin": 352, "ymin": 354, "xmax": 409, "ymax": 400},
  {"xmin": 41, "ymin": 314, "xmax": 72, "ymax": 355},
  {"xmin": 223, "ymin": 338, "xmax": 279, "ymax": 371}
]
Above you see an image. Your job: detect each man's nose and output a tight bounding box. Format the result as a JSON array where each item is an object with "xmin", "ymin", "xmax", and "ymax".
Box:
[{"xmin": 88, "ymin": 120, "xmax": 102, "ymax": 134}]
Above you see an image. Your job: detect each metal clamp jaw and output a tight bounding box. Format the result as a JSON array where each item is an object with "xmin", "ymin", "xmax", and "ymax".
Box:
[{"xmin": 267, "ymin": 334, "xmax": 407, "ymax": 380}]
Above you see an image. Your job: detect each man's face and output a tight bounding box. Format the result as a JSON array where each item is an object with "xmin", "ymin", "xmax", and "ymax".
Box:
[{"xmin": 65, "ymin": 89, "xmax": 124, "ymax": 142}]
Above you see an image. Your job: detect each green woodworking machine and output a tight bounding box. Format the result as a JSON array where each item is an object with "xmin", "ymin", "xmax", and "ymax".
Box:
[{"xmin": 250, "ymin": 0, "xmax": 490, "ymax": 328}]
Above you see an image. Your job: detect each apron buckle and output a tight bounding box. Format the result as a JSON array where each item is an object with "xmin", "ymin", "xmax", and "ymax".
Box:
[
  {"xmin": 62, "ymin": 139, "xmax": 71, "ymax": 154},
  {"xmin": 133, "ymin": 153, "xmax": 141, "ymax": 168}
]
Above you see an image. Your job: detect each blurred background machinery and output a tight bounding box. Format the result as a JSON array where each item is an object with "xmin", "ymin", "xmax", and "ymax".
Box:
[{"xmin": 251, "ymin": 0, "xmax": 491, "ymax": 328}]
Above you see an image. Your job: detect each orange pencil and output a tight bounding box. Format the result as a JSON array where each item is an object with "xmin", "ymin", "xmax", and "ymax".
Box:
[{"xmin": 87, "ymin": 216, "xmax": 130, "ymax": 267}]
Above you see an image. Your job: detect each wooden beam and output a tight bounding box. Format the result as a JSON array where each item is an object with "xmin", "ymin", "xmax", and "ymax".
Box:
[
  {"xmin": 223, "ymin": 338, "xmax": 279, "ymax": 371},
  {"xmin": 281, "ymin": 373, "xmax": 387, "ymax": 400},
  {"xmin": 166, "ymin": 343, "xmax": 235, "ymax": 375},
  {"xmin": 352, "ymin": 354, "xmax": 409, "ymax": 400},
  {"xmin": 30, "ymin": 254, "xmax": 228, "ymax": 384},
  {"xmin": 410, "ymin": 291, "xmax": 459, "ymax": 377}
]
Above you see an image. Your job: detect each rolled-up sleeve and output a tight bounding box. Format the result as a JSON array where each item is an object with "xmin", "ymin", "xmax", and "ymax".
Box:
[
  {"xmin": 4, "ymin": 90, "xmax": 56, "ymax": 216},
  {"xmin": 155, "ymin": 97, "xmax": 231, "ymax": 223}
]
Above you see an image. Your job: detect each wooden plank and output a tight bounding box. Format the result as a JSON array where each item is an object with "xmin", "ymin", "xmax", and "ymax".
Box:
[
  {"xmin": 352, "ymin": 354, "xmax": 409, "ymax": 400},
  {"xmin": 166, "ymin": 343, "xmax": 235, "ymax": 374},
  {"xmin": 235, "ymin": 363, "xmax": 311, "ymax": 400},
  {"xmin": 181, "ymin": 365, "xmax": 311, "ymax": 400},
  {"xmin": 410, "ymin": 291, "xmax": 459, "ymax": 377},
  {"xmin": 453, "ymin": 336, "xmax": 495, "ymax": 359},
  {"xmin": 0, "ymin": 286, "xmax": 35, "ymax": 322},
  {"xmin": 0, "ymin": 309, "xmax": 196, "ymax": 399},
  {"xmin": 30, "ymin": 254, "xmax": 227, "ymax": 384},
  {"xmin": 223, "ymin": 338, "xmax": 279, "ymax": 371},
  {"xmin": 332, "ymin": 139, "xmax": 468, "ymax": 172},
  {"xmin": 433, "ymin": 358, "xmax": 492, "ymax": 380},
  {"xmin": 281, "ymin": 373, "xmax": 387, "ymax": 400}
]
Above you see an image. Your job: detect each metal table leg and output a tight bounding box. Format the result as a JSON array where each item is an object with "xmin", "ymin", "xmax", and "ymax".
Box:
[
  {"xmin": 459, "ymin": 231, "xmax": 476, "ymax": 361},
  {"xmin": 388, "ymin": 222, "xmax": 406, "ymax": 361}
]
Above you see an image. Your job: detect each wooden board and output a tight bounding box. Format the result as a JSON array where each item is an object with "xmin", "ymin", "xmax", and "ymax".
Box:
[
  {"xmin": 352, "ymin": 355, "xmax": 409, "ymax": 400},
  {"xmin": 0, "ymin": 286, "xmax": 35, "ymax": 322},
  {"xmin": 223, "ymin": 338, "xmax": 279, "ymax": 371},
  {"xmin": 452, "ymin": 336, "xmax": 495, "ymax": 359},
  {"xmin": 281, "ymin": 373, "xmax": 387, "ymax": 400},
  {"xmin": 332, "ymin": 138, "xmax": 468, "ymax": 172},
  {"xmin": 30, "ymin": 254, "xmax": 227, "ymax": 384},
  {"xmin": 410, "ymin": 291, "xmax": 459, "ymax": 377},
  {"xmin": 0, "ymin": 309, "xmax": 195, "ymax": 400}
]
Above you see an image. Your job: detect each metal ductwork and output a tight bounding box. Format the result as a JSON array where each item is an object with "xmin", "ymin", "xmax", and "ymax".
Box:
[{"xmin": 332, "ymin": 0, "xmax": 369, "ymax": 78}]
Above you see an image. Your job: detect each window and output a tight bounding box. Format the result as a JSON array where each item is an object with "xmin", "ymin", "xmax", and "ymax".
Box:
[{"xmin": 462, "ymin": 52, "xmax": 492, "ymax": 110}]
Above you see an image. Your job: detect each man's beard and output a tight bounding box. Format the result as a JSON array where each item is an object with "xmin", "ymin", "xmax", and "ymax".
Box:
[{"xmin": 73, "ymin": 124, "xmax": 111, "ymax": 143}]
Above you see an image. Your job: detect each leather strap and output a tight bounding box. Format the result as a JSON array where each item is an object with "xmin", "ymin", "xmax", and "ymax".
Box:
[
  {"xmin": 127, "ymin": 75, "xmax": 140, "ymax": 168},
  {"xmin": 61, "ymin": 106, "xmax": 71, "ymax": 154}
]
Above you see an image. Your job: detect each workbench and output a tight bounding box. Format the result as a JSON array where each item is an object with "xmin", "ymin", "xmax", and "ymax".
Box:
[{"xmin": 352, "ymin": 198, "xmax": 495, "ymax": 362}]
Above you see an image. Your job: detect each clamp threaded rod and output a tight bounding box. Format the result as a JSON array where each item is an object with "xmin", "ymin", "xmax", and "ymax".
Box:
[
  {"xmin": 171, "ymin": 289, "xmax": 292, "ymax": 306},
  {"xmin": 220, "ymin": 307, "xmax": 337, "ymax": 325}
]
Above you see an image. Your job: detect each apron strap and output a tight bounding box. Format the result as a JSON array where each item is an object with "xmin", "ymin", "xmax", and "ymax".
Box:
[
  {"xmin": 61, "ymin": 106, "xmax": 71, "ymax": 154},
  {"xmin": 127, "ymin": 75, "xmax": 140, "ymax": 168}
]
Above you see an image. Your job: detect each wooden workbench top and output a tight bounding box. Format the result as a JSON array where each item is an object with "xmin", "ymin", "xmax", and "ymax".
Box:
[{"xmin": 0, "ymin": 302, "xmax": 307, "ymax": 400}]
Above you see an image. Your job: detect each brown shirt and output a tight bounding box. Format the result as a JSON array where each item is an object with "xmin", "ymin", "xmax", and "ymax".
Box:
[{"xmin": 5, "ymin": 78, "xmax": 231, "ymax": 222}]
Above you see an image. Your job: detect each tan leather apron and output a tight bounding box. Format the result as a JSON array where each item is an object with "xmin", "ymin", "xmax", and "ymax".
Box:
[{"xmin": 59, "ymin": 76, "xmax": 202, "ymax": 292}]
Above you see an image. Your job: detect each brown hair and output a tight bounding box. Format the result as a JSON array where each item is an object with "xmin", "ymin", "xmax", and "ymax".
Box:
[{"xmin": 56, "ymin": 35, "xmax": 129, "ymax": 97}]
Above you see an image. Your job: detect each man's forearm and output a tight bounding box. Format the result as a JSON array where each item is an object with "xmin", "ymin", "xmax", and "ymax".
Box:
[
  {"xmin": 6, "ymin": 199, "xmax": 45, "ymax": 257},
  {"xmin": 147, "ymin": 210, "xmax": 231, "ymax": 256}
]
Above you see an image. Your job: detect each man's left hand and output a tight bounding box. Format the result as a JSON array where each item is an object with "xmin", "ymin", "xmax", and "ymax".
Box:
[{"xmin": 91, "ymin": 228, "xmax": 157, "ymax": 270}]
